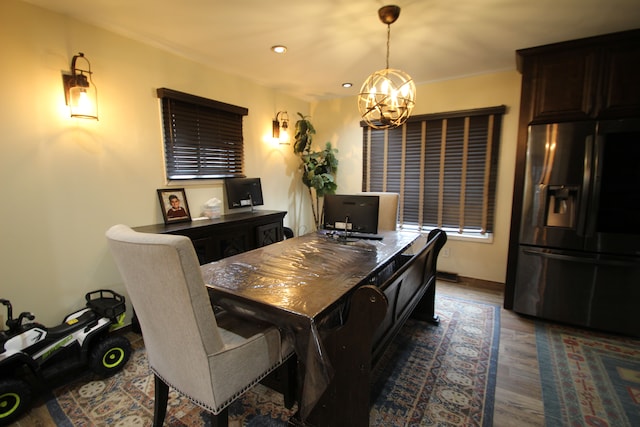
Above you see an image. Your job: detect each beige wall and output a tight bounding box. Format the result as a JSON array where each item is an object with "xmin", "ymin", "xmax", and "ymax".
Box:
[{"xmin": 1, "ymin": 0, "xmax": 519, "ymax": 325}]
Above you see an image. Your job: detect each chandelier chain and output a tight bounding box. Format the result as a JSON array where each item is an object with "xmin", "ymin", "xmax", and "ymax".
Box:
[{"xmin": 386, "ymin": 24, "xmax": 391, "ymax": 69}]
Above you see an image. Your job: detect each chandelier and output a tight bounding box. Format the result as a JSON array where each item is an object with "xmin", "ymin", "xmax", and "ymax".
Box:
[{"xmin": 358, "ymin": 5, "xmax": 416, "ymax": 129}]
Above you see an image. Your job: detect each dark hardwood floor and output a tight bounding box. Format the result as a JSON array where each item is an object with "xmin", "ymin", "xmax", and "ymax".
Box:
[{"xmin": 437, "ymin": 277, "xmax": 545, "ymax": 426}]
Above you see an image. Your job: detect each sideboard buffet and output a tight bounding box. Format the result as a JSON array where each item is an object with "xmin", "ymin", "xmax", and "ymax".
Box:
[{"xmin": 134, "ymin": 210, "xmax": 287, "ymax": 265}]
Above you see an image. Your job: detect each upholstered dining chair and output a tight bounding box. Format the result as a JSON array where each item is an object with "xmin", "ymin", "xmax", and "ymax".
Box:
[
  {"xmin": 358, "ymin": 192, "xmax": 399, "ymax": 231},
  {"xmin": 105, "ymin": 224, "xmax": 295, "ymax": 427}
]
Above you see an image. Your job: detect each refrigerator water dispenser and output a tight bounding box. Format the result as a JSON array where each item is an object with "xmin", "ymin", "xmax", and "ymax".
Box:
[{"xmin": 545, "ymin": 186, "xmax": 577, "ymax": 228}]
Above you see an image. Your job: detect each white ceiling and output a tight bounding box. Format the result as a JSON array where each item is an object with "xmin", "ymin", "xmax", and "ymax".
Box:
[{"xmin": 22, "ymin": 0, "xmax": 640, "ymax": 101}]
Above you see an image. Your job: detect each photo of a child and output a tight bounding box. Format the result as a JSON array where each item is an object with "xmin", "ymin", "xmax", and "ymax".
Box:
[{"xmin": 157, "ymin": 188, "xmax": 191, "ymax": 224}]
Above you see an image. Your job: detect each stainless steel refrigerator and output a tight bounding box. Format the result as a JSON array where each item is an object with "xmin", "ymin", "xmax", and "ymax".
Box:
[{"xmin": 513, "ymin": 119, "xmax": 640, "ymax": 337}]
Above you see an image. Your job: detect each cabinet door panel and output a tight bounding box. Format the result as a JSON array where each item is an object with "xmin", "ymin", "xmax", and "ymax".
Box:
[
  {"xmin": 190, "ymin": 237, "xmax": 212, "ymax": 265},
  {"xmin": 532, "ymin": 48, "xmax": 597, "ymax": 122},
  {"xmin": 256, "ymin": 222, "xmax": 283, "ymax": 247},
  {"xmin": 216, "ymin": 231, "xmax": 251, "ymax": 258},
  {"xmin": 599, "ymin": 42, "xmax": 640, "ymax": 118}
]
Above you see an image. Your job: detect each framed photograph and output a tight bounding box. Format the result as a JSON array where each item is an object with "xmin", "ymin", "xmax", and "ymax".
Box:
[{"xmin": 157, "ymin": 188, "xmax": 191, "ymax": 224}]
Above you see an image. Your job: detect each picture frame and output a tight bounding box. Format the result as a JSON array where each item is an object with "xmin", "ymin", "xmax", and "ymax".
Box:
[{"xmin": 157, "ymin": 188, "xmax": 191, "ymax": 224}]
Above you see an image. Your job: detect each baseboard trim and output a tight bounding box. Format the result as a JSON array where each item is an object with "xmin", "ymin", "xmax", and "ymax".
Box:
[{"xmin": 437, "ymin": 271, "xmax": 459, "ymax": 282}]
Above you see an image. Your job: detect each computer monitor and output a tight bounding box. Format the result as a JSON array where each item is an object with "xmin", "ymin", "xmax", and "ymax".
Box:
[
  {"xmin": 323, "ymin": 194, "xmax": 380, "ymax": 234},
  {"xmin": 224, "ymin": 177, "xmax": 264, "ymax": 209}
]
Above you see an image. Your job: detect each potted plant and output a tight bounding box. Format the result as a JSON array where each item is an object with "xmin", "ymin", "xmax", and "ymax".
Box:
[{"xmin": 293, "ymin": 113, "xmax": 339, "ymax": 229}]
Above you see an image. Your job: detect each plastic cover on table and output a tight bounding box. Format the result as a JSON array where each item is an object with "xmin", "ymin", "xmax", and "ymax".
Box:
[{"xmin": 202, "ymin": 231, "xmax": 418, "ymax": 419}]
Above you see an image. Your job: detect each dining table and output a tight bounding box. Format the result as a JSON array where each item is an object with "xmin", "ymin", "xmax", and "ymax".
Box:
[{"xmin": 202, "ymin": 229, "xmax": 423, "ymax": 426}]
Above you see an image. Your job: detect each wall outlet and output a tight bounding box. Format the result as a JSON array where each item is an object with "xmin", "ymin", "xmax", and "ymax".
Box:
[{"xmin": 441, "ymin": 247, "xmax": 450, "ymax": 258}]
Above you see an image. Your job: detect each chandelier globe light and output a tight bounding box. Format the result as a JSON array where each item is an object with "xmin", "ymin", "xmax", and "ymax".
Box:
[{"xmin": 358, "ymin": 5, "xmax": 416, "ymax": 129}]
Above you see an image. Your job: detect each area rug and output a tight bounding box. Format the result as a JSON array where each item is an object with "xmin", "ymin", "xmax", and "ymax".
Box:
[
  {"xmin": 20, "ymin": 295, "xmax": 499, "ymax": 426},
  {"xmin": 370, "ymin": 295, "xmax": 500, "ymax": 427},
  {"xmin": 536, "ymin": 322, "xmax": 640, "ymax": 427}
]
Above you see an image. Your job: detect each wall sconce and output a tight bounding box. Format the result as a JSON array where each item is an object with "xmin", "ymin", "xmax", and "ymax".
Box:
[
  {"xmin": 62, "ymin": 52, "xmax": 98, "ymax": 120},
  {"xmin": 272, "ymin": 111, "xmax": 289, "ymax": 143}
]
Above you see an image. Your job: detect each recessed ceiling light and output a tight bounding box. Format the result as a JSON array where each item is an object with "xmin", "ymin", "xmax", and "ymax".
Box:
[
  {"xmin": 342, "ymin": 82, "xmax": 353, "ymax": 88},
  {"xmin": 271, "ymin": 45, "xmax": 287, "ymax": 54}
]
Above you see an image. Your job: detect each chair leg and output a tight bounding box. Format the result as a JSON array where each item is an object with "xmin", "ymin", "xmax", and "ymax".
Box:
[
  {"xmin": 153, "ymin": 374, "xmax": 169, "ymax": 427},
  {"xmin": 210, "ymin": 407, "xmax": 228, "ymax": 427}
]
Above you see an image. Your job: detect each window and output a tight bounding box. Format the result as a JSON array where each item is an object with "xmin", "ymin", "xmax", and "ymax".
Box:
[
  {"xmin": 362, "ymin": 105, "xmax": 505, "ymax": 235},
  {"xmin": 157, "ymin": 88, "xmax": 248, "ymax": 180}
]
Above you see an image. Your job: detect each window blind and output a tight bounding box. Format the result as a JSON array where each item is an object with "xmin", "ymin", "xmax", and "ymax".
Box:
[
  {"xmin": 157, "ymin": 88, "xmax": 248, "ymax": 180},
  {"xmin": 362, "ymin": 105, "xmax": 505, "ymax": 235}
]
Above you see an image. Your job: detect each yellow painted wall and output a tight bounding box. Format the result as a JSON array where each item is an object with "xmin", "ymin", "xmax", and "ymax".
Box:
[{"xmin": 1, "ymin": 0, "xmax": 519, "ymax": 325}]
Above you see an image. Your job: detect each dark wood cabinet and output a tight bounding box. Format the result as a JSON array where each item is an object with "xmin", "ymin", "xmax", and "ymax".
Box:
[
  {"xmin": 134, "ymin": 210, "xmax": 286, "ymax": 264},
  {"xmin": 517, "ymin": 29, "xmax": 640, "ymax": 124}
]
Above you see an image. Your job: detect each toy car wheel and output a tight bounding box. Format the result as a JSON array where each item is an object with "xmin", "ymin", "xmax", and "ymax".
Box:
[
  {"xmin": 89, "ymin": 335, "xmax": 132, "ymax": 377},
  {"xmin": 0, "ymin": 378, "xmax": 32, "ymax": 425}
]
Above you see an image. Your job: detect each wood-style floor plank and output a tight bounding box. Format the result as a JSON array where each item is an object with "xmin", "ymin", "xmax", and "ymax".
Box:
[{"xmin": 437, "ymin": 278, "xmax": 545, "ymax": 426}]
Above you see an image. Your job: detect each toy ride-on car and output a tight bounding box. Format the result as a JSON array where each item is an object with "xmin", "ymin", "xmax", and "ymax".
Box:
[{"xmin": 0, "ymin": 289, "xmax": 132, "ymax": 425}]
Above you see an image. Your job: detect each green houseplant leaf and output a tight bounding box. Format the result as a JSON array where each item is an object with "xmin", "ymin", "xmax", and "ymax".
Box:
[{"xmin": 293, "ymin": 113, "xmax": 338, "ymax": 229}]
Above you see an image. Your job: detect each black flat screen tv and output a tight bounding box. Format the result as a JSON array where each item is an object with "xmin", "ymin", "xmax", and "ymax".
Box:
[
  {"xmin": 323, "ymin": 194, "xmax": 379, "ymax": 234},
  {"xmin": 224, "ymin": 177, "xmax": 264, "ymax": 209}
]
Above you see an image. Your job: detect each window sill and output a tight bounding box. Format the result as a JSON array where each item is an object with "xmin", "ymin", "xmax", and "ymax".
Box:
[{"xmin": 399, "ymin": 225, "xmax": 494, "ymax": 244}]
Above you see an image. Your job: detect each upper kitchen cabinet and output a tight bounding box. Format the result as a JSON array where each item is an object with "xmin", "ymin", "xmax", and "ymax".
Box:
[
  {"xmin": 599, "ymin": 38, "xmax": 640, "ymax": 118},
  {"xmin": 517, "ymin": 29, "xmax": 640, "ymax": 124}
]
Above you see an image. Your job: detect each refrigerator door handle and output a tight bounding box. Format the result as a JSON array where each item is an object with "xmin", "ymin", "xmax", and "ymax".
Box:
[
  {"xmin": 577, "ymin": 135, "xmax": 593, "ymax": 237},
  {"xmin": 584, "ymin": 135, "xmax": 605, "ymax": 238},
  {"xmin": 522, "ymin": 248, "xmax": 640, "ymax": 267}
]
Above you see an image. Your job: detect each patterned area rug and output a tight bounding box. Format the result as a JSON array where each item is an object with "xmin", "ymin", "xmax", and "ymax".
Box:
[
  {"xmin": 370, "ymin": 295, "xmax": 499, "ymax": 426},
  {"xmin": 14, "ymin": 295, "xmax": 500, "ymax": 426},
  {"xmin": 536, "ymin": 323, "xmax": 640, "ymax": 427}
]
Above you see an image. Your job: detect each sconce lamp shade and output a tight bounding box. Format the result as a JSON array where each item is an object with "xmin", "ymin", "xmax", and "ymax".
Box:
[
  {"xmin": 358, "ymin": 68, "xmax": 415, "ymax": 129},
  {"xmin": 273, "ymin": 111, "xmax": 289, "ymax": 143},
  {"xmin": 63, "ymin": 52, "xmax": 98, "ymax": 120}
]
